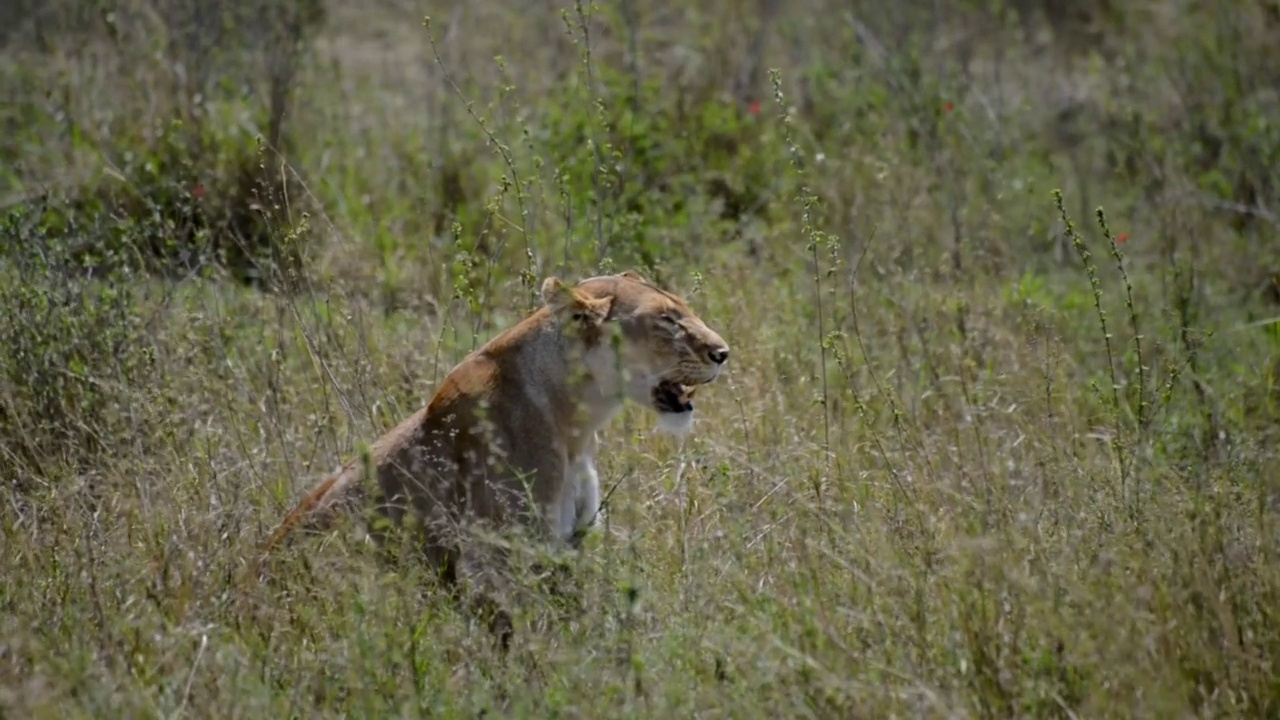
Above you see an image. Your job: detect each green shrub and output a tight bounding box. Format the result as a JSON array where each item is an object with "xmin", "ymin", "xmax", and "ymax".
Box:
[{"xmin": 0, "ymin": 204, "xmax": 161, "ymax": 481}]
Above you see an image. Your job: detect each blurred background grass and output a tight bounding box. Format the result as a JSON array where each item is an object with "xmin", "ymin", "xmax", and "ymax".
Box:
[{"xmin": 2, "ymin": 0, "xmax": 1280, "ymax": 717}]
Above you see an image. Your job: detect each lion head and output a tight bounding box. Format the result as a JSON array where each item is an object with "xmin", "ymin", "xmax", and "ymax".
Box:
[{"xmin": 541, "ymin": 270, "xmax": 730, "ymax": 435}]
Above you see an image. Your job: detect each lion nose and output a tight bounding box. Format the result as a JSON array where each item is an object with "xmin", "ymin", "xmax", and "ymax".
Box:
[{"xmin": 708, "ymin": 346, "xmax": 730, "ymax": 365}]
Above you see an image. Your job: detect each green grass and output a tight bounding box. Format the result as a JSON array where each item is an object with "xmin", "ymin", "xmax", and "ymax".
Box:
[{"xmin": 3, "ymin": 0, "xmax": 1280, "ymax": 717}]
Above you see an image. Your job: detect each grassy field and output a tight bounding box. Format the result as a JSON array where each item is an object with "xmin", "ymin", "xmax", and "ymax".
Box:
[{"xmin": 3, "ymin": 0, "xmax": 1280, "ymax": 717}]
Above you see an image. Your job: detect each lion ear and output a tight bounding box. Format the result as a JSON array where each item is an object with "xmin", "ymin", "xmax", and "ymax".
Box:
[
  {"xmin": 540, "ymin": 277, "xmax": 572, "ymax": 308},
  {"xmin": 618, "ymin": 270, "xmax": 649, "ymax": 284},
  {"xmin": 541, "ymin": 277, "xmax": 613, "ymax": 327},
  {"xmin": 571, "ymin": 295, "xmax": 613, "ymax": 327}
]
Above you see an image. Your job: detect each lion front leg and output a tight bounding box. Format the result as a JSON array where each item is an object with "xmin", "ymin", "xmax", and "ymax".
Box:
[{"xmin": 567, "ymin": 452, "xmax": 603, "ymax": 550}]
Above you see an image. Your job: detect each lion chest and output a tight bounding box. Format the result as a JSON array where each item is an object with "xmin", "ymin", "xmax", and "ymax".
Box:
[{"xmin": 550, "ymin": 450, "xmax": 602, "ymax": 544}]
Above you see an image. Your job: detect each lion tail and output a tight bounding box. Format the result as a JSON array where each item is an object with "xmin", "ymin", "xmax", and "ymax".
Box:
[{"xmin": 247, "ymin": 463, "xmax": 364, "ymax": 581}]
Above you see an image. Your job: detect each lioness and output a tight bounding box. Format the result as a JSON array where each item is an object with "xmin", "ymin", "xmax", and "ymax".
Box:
[{"xmin": 253, "ymin": 271, "xmax": 729, "ymax": 648}]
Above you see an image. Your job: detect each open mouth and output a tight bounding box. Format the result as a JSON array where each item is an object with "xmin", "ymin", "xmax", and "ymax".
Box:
[{"xmin": 652, "ymin": 380, "xmax": 696, "ymax": 414}]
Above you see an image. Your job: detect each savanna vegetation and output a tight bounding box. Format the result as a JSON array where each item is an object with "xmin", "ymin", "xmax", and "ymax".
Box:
[{"xmin": 3, "ymin": 0, "xmax": 1280, "ymax": 716}]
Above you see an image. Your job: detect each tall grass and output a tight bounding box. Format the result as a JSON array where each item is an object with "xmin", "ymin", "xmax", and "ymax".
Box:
[{"xmin": 3, "ymin": 0, "xmax": 1280, "ymax": 717}]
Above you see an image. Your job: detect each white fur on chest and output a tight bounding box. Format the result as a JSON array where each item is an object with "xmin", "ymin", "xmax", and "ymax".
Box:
[
  {"xmin": 552, "ymin": 446, "xmax": 603, "ymax": 543},
  {"xmin": 572, "ymin": 451, "xmax": 603, "ymax": 534},
  {"xmin": 543, "ymin": 342, "xmax": 623, "ymax": 543}
]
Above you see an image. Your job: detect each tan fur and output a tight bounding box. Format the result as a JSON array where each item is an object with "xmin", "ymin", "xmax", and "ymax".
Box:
[{"xmin": 251, "ymin": 271, "xmax": 729, "ymax": 645}]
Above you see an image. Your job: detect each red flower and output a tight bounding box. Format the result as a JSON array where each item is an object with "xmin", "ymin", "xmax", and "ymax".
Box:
[
  {"xmin": 748, "ymin": 100, "xmax": 762, "ymax": 115},
  {"xmin": 192, "ymin": 184, "xmax": 206, "ymax": 199},
  {"xmin": 943, "ymin": 101, "xmax": 954, "ymax": 113},
  {"xmin": 1116, "ymin": 232, "xmax": 1128, "ymax": 243}
]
